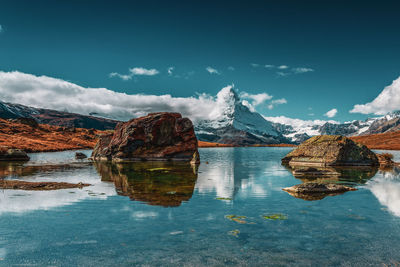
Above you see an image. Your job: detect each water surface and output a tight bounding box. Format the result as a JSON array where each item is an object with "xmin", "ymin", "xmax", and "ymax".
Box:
[{"xmin": 0, "ymin": 147, "xmax": 399, "ymax": 266}]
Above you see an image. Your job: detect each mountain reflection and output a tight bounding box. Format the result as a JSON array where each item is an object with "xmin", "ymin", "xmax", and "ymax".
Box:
[
  {"xmin": 94, "ymin": 162, "xmax": 198, "ymax": 207},
  {"xmin": 367, "ymin": 167, "xmax": 400, "ymax": 217}
]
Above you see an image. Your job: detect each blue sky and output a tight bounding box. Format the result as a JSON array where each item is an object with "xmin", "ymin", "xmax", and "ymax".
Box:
[{"xmin": 0, "ymin": 0, "xmax": 400, "ymax": 122}]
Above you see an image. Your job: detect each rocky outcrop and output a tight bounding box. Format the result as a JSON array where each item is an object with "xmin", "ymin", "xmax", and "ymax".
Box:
[
  {"xmin": 282, "ymin": 135, "xmax": 379, "ymax": 167},
  {"xmin": 0, "ymin": 149, "xmax": 30, "ymax": 161},
  {"xmin": 282, "ymin": 183, "xmax": 357, "ymax": 201},
  {"xmin": 0, "ymin": 179, "xmax": 90, "ymax": 190},
  {"xmin": 92, "ymin": 112, "xmax": 200, "ymax": 163}
]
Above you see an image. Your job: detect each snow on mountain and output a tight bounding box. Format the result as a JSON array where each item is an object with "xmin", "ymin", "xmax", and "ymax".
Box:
[{"xmin": 195, "ymin": 86, "xmax": 287, "ymax": 145}]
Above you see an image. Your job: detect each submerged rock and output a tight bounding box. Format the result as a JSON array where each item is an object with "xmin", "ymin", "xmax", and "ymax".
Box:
[
  {"xmin": 75, "ymin": 152, "xmax": 87, "ymax": 159},
  {"xmin": 283, "ymin": 183, "xmax": 357, "ymax": 201},
  {"xmin": 0, "ymin": 148, "xmax": 30, "ymax": 161},
  {"xmin": 0, "ymin": 179, "xmax": 90, "ymax": 190},
  {"xmin": 92, "ymin": 112, "xmax": 200, "ymax": 163},
  {"xmin": 282, "ymin": 135, "xmax": 378, "ymax": 167}
]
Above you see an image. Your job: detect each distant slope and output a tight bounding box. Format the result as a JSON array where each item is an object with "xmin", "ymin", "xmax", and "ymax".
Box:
[
  {"xmin": 0, "ymin": 118, "xmax": 105, "ymax": 152},
  {"xmin": 350, "ymin": 130, "xmax": 400, "ymax": 150},
  {"xmin": 0, "ymin": 101, "xmax": 119, "ymax": 130}
]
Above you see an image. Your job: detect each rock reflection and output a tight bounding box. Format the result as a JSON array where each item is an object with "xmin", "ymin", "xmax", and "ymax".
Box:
[
  {"xmin": 94, "ymin": 162, "xmax": 198, "ymax": 207},
  {"xmin": 285, "ymin": 165, "xmax": 378, "ymax": 184},
  {"xmin": 283, "ymin": 165, "xmax": 378, "ymax": 201}
]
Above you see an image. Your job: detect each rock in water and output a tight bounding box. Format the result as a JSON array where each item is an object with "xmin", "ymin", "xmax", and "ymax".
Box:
[
  {"xmin": 91, "ymin": 112, "xmax": 200, "ymax": 163},
  {"xmin": 75, "ymin": 152, "xmax": 87, "ymax": 159},
  {"xmin": 282, "ymin": 135, "xmax": 378, "ymax": 167},
  {"xmin": 282, "ymin": 183, "xmax": 357, "ymax": 201},
  {"xmin": 0, "ymin": 149, "xmax": 30, "ymax": 161}
]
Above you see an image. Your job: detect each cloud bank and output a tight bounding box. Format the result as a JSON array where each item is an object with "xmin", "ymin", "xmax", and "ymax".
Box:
[
  {"xmin": 0, "ymin": 71, "xmax": 218, "ymax": 121},
  {"xmin": 350, "ymin": 76, "xmax": 400, "ymax": 115}
]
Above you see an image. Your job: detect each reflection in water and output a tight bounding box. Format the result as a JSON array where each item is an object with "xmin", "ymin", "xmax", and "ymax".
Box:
[
  {"xmin": 367, "ymin": 167, "xmax": 400, "ymax": 217},
  {"xmin": 285, "ymin": 165, "xmax": 378, "ymax": 184},
  {"xmin": 282, "ymin": 165, "xmax": 378, "ymax": 201},
  {"xmin": 0, "ymin": 162, "xmax": 116, "ymax": 214},
  {"xmin": 95, "ymin": 162, "xmax": 198, "ymax": 207},
  {"xmin": 194, "ymin": 148, "xmax": 272, "ymax": 199}
]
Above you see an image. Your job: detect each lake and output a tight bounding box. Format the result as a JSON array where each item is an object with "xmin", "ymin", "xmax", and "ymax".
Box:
[{"xmin": 0, "ymin": 147, "xmax": 399, "ymax": 266}]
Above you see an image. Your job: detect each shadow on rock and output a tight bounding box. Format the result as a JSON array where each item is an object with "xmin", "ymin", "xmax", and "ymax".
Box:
[{"xmin": 94, "ymin": 161, "xmax": 198, "ymax": 207}]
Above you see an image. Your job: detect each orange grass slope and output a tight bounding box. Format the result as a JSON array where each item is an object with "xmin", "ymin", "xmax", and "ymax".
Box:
[
  {"xmin": 350, "ymin": 131, "xmax": 400, "ymax": 150},
  {"xmin": 0, "ymin": 118, "xmax": 105, "ymax": 152}
]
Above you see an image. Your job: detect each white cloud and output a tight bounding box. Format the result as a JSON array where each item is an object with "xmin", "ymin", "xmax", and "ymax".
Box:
[
  {"xmin": 228, "ymin": 66, "xmax": 235, "ymax": 71},
  {"xmin": 264, "ymin": 64, "xmax": 275, "ymax": 69},
  {"xmin": 206, "ymin": 66, "xmax": 220, "ymax": 75},
  {"xmin": 129, "ymin": 67, "xmax": 159, "ymax": 76},
  {"xmin": 276, "ymin": 72, "xmax": 290, "ymax": 77},
  {"xmin": 292, "ymin": 67, "xmax": 314, "ymax": 74},
  {"xmin": 267, "ymin": 98, "xmax": 287, "ymax": 110},
  {"xmin": 167, "ymin": 66, "xmax": 174, "ymax": 76},
  {"xmin": 109, "ymin": 67, "xmax": 159, "ymax": 81},
  {"xmin": 350, "ymin": 76, "xmax": 400, "ymax": 115},
  {"xmin": 109, "ymin": 72, "xmax": 132, "ymax": 81},
  {"xmin": 324, "ymin": 108, "xmax": 338, "ymax": 118},
  {"xmin": 278, "ymin": 65, "xmax": 289, "ymax": 69},
  {"xmin": 250, "ymin": 63, "xmax": 260, "ymax": 68},
  {"xmin": 240, "ymin": 92, "xmax": 273, "ymax": 106}
]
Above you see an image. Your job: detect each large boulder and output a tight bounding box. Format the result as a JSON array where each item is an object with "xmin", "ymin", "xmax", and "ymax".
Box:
[
  {"xmin": 282, "ymin": 183, "xmax": 357, "ymax": 201},
  {"xmin": 282, "ymin": 135, "xmax": 379, "ymax": 167},
  {"xmin": 91, "ymin": 112, "xmax": 200, "ymax": 163}
]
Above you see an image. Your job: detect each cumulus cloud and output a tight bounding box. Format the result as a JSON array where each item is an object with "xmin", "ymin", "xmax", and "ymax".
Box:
[
  {"xmin": 350, "ymin": 76, "xmax": 400, "ymax": 115},
  {"xmin": 264, "ymin": 64, "xmax": 275, "ymax": 69},
  {"xmin": 240, "ymin": 92, "xmax": 272, "ymax": 106},
  {"xmin": 278, "ymin": 65, "xmax": 289, "ymax": 69},
  {"xmin": 206, "ymin": 66, "xmax": 220, "ymax": 75},
  {"xmin": 228, "ymin": 66, "xmax": 235, "ymax": 71},
  {"xmin": 324, "ymin": 108, "xmax": 338, "ymax": 118},
  {"xmin": 109, "ymin": 67, "xmax": 159, "ymax": 81},
  {"xmin": 292, "ymin": 67, "xmax": 314, "ymax": 74}
]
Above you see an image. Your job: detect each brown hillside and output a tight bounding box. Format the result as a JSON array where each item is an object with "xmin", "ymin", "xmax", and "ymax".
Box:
[
  {"xmin": 350, "ymin": 131, "xmax": 400, "ymax": 150},
  {"xmin": 0, "ymin": 118, "xmax": 106, "ymax": 152}
]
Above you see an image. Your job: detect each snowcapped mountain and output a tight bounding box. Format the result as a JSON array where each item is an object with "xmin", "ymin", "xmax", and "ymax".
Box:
[
  {"xmin": 266, "ymin": 111, "xmax": 400, "ymax": 143},
  {"xmin": 195, "ymin": 86, "xmax": 290, "ymax": 145}
]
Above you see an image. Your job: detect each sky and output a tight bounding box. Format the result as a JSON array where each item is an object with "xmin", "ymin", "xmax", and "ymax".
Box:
[{"xmin": 0, "ymin": 0, "xmax": 400, "ymax": 123}]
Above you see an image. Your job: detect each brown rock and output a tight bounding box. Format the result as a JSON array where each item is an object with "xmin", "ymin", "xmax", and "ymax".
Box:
[
  {"xmin": 282, "ymin": 183, "xmax": 357, "ymax": 201},
  {"xmin": 282, "ymin": 135, "xmax": 378, "ymax": 167},
  {"xmin": 0, "ymin": 179, "xmax": 90, "ymax": 190},
  {"xmin": 91, "ymin": 112, "xmax": 200, "ymax": 163}
]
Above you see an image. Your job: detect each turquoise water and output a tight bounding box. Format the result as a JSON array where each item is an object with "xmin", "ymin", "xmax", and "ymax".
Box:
[{"xmin": 0, "ymin": 147, "xmax": 400, "ymax": 266}]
